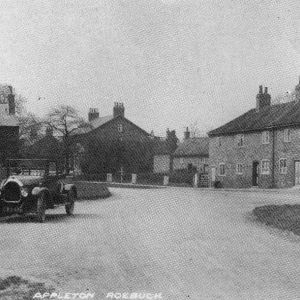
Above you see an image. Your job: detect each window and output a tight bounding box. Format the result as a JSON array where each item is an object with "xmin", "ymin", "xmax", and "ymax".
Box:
[
  {"xmin": 219, "ymin": 163, "xmax": 225, "ymax": 176},
  {"xmin": 261, "ymin": 160, "xmax": 270, "ymax": 175},
  {"xmin": 117, "ymin": 124, "xmax": 123, "ymax": 133},
  {"xmin": 217, "ymin": 137, "xmax": 222, "ymax": 147},
  {"xmin": 284, "ymin": 129, "xmax": 291, "ymax": 142},
  {"xmin": 262, "ymin": 131, "xmax": 270, "ymax": 144},
  {"xmin": 237, "ymin": 134, "xmax": 244, "ymax": 147},
  {"xmin": 236, "ymin": 164, "xmax": 243, "ymax": 175},
  {"xmin": 279, "ymin": 158, "xmax": 287, "ymax": 174}
]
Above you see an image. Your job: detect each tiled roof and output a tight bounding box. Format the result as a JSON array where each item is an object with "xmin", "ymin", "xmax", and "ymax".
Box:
[
  {"xmin": 208, "ymin": 101, "xmax": 300, "ymax": 136},
  {"xmin": 0, "ymin": 115, "xmax": 19, "ymax": 127},
  {"xmin": 72, "ymin": 115, "xmax": 113, "ymax": 135},
  {"xmin": 90, "ymin": 115, "xmax": 113, "ymax": 128},
  {"xmin": 153, "ymin": 139, "xmax": 170, "ymax": 155},
  {"xmin": 173, "ymin": 137, "xmax": 209, "ymax": 157}
]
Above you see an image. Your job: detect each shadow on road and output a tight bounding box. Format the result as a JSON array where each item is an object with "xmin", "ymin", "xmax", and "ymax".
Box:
[{"xmin": 0, "ymin": 213, "xmax": 102, "ymax": 224}]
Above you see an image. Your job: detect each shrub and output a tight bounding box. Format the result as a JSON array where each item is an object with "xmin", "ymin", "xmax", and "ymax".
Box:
[
  {"xmin": 169, "ymin": 169, "xmax": 195, "ymax": 186},
  {"xmin": 214, "ymin": 180, "xmax": 222, "ymax": 188},
  {"xmin": 137, "ymin": 173, "xmax": 165, "ymax": 185}
]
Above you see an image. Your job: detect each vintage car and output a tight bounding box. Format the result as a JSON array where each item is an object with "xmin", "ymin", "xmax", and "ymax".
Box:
[{"xmin": 0, "ymin": 159, "xmax": 77, "ymax": 222}]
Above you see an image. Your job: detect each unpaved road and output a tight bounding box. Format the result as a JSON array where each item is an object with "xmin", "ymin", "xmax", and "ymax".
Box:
[{"xmin": 1, "ymin": 187, "xmax": 300, "ymax": 300}]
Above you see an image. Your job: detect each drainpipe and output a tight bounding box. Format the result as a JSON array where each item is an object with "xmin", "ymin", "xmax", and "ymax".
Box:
[{"xmin": 271, "ymin": 127, "xmax": 276, "ymax": 188}]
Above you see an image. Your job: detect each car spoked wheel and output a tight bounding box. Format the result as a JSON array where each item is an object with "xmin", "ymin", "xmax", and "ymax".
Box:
[
  {"xmin": 65, "ymin": 190, "xmax": 75, "ymax": 215},
  {"xmin": 36, "ymin": 192, "xmax": 46, "ymax": 223}
]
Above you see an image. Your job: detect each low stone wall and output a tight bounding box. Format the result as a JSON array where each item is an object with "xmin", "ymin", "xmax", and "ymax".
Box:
[{"xmin": 65, "ymin": 179, "xmax": 111, "ymax": 200}]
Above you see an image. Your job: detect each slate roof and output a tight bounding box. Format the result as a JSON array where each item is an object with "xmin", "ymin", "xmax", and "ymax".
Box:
[
  {"xmin": 208, "ymin": 101, "xmax": 300, "ymax": 136},
  {"xmin": 173, "ymin": 137, "xmax": 209, "ymax": 157},
  {"xmin": 153, "ymin": 139, "xmax": 170, "ymax": 155},
  {"xmin": 0, "ymin": 84, "xmax": 12, "ymax": 95}
]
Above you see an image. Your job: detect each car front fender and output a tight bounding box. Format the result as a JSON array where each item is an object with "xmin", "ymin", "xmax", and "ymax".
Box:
[
  {"xmin": 32, "ymin": 187, "xmax": 49, "ymax": 197},
  {"xmin": 63, "ymin": 184, "xmax": 77, "ymax": 198}
]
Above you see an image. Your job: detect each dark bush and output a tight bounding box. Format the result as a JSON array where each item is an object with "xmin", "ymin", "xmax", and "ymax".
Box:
[
  {"xmin": 73, "ymin": 173, "xmax": 107, "ymax": 182},
  {"xmin": 214, "ymin": 180, "xmax": 223, "ymax": 188},
  {"xmin": 169, "ymin": 169, "xmax": 195, "ymax": 186},
  {"xmin": 138, "ymin": 173, "xmax": 165, "ymax": 185}
]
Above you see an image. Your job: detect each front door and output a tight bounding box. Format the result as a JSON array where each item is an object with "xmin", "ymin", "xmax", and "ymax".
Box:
[
  {"xmin": 211, "ymin": 167, "xmax": 216, "ymax": 182},
  {"xmin": 295, "ymin": 161, "xmax": 300, "ymax": 185},
  {"xmin": 252, "ymin": 161, "xmax": 259, "ymax": 186}
]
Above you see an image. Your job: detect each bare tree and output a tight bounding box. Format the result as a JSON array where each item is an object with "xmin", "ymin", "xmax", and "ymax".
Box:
[
  {"xmin": 18, "ymin": 113, "xmax": 43, "ymax": 146},
  {"xmin": 46, "ymin": 105, "xmax": 90, "ymax": 174}
]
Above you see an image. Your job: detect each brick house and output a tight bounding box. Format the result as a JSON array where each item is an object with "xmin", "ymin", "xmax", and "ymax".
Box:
[
  {"xmin": 0, "ymin": 85, "xmax": 19, "ymax": 165},
  {"xmin": 173, "ymin": 128, "xmax": 209, "ymax": 173},
  {"xmin": 153, "ymin": 138, "xmax": 171, "ymax": 174},
  {"xmin": 208, "ymin": 80, "xmax": 300, "ymax": 188},
  {"xmin": 72, "ymin": 103, "xmax": 153, "ymax": 175}
]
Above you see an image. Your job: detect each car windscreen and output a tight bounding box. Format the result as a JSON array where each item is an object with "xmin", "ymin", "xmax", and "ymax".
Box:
[{"xmin": 8, "ymin": 160, "xmax": 56, "ymax": 176}]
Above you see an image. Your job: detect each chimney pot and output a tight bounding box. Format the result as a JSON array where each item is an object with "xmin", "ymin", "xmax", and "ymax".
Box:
[
  {"xmin": 184, "ymin": 127, "xmax": 190, "ymax": 140},
  {"xmin": 256, "ymin": 84, "xmax": 271, "ymax": 112},
  {"xmin": 88, "ymin": 107, "xmax": 99, "ymax": 122},
  {"xmin": 113, "ymin": 102, "xmax": 125, "ymax": 118}
]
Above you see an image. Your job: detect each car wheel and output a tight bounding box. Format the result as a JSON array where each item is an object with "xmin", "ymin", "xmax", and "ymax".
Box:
[
  {"xmin": 36, "ymin": 192, "xmax": 46, "ymax": 223},
  {"xmin": 65, "ymin": 190, "xmax": 75, "ymax": 215}
]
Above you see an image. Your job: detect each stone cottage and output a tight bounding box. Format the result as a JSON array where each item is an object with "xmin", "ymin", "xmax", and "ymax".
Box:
[
  {"xmin": 173, "ymin": 128, "xmax": 209, "ymax": 173},
  {"xmin": 208, "ymin": 79, "xmax": 300, "ymax": 188}
]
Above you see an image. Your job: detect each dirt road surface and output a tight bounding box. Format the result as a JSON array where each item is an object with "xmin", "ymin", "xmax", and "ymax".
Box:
[{"xmin": 1, "ymin": 187, "xmax": 300, "ymax": 300}]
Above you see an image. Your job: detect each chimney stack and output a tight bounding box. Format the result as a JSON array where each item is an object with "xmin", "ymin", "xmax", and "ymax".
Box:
[
  {"xmin": 256, "ymin": 85, "xmax": 271, "ymax": 112},
  {"xmin": 88, "ymin": 108, "xmax": 99, "ymax": 122},
  {"xmin": 113, "ymin": 102, "xmax": 125, "ymax": 118},
  {"xmin": 184, "ymin": 127, "xmax": 190, "ymax": 140}
]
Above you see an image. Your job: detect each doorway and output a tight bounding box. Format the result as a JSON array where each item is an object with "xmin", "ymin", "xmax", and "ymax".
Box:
[
  {"xmin": 295, "ymin": 161, "xmax": 300, "ymax": 185},
  {"xmin": 252, "ymin": 161, "xmax": 259, "ymax": 186},
  {"xmin": 211, "ymin": 167, "xmax": 216, "ymax": 182}
]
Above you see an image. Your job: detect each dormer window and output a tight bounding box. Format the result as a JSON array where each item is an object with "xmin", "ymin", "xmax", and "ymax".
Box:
[
  {"xmin": 237, "ymin": 134, "xmax": 244, "ymax": 147},
  {"xmin": 117, "ymin": 124, "xmax": 123, "ymax": 133}
]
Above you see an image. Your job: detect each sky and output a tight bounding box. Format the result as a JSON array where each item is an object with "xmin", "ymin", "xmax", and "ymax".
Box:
[{"xmin": 0, "ymin": 0, "xmax": 300, "ymax": 139}]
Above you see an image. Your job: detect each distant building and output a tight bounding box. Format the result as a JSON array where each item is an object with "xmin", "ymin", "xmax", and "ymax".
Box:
[
  {"xmin": 153, "ymin": 138, "xmax": 171, "ymax": 174},
  {"xmin": 173, "ymin": 128, "xmax": 209, "ymax": 173},
  {"xmin": 208, "ymin": 79, "xmax": 300, "ymax": 188},
  {"xmin": 72, "ymin": 103, "xmax": 153, "ymax": 175},
  {"xmin": 0, "ymin": 85, "xmax": 19, "ymax": 164},
  {"xmin": 26, "ymin": 127, "xmax": 63, "ymax": 163}
]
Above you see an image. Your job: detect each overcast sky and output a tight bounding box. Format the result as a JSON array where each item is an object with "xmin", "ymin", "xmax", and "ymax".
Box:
[{"xmin": 0, "ymin": 0, "xmax": 299, "ymax": 138}]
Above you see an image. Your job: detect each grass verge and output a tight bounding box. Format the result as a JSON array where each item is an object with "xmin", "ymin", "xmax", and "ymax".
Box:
[{"xmin": 253, "ymin": 204, "xmax": 300, "ymax": 236}]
